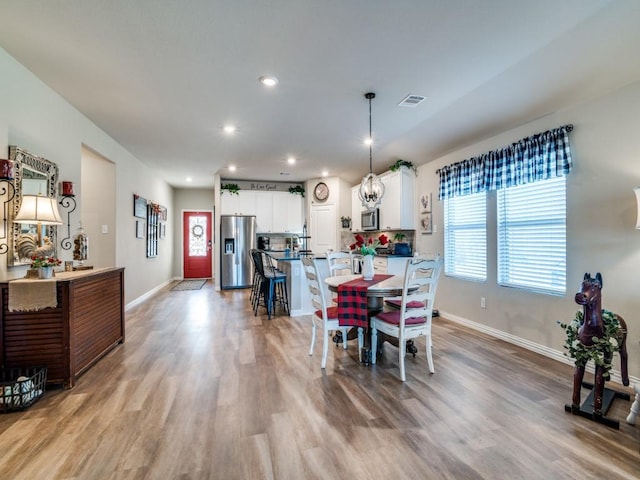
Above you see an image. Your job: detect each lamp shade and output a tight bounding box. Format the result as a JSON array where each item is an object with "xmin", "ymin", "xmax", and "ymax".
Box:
[
  {"xmin": 14, "ymin": 195, "xmax": 63, "ymax": 225},
  {"xmin": 635, "ymin": 187, "xmax": 640, "ymax": 229}
]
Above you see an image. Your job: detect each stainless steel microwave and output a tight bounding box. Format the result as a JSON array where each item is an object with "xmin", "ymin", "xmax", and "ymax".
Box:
[{"xmin": 361, "ymin": 209, "xmax": 379, "ymax": 231}]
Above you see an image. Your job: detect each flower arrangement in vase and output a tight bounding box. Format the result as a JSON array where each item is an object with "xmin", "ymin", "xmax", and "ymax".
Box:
[
  {"xmin": 30, "ymin": 255, "xmax": 62, "ymax": 268},
  {"xmin": 30, "ymin": 255, "xmax": 62, "ymax": 279},
  {"xmin": 349, "ymin": 233, "xmax": 389, "ymax": 256}
]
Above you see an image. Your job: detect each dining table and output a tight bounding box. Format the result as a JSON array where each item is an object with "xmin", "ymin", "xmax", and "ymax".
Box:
[{"xmin": 325, "ymin": 273, "xmax": 419, "ymax": 363}]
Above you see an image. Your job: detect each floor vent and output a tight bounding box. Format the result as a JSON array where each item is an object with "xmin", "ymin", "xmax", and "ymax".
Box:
[{"xmin": 398, "ymin": 94, "xmax": 426, "ymax": 107}]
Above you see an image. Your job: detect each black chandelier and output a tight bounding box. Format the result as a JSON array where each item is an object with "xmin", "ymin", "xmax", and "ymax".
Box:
[{"xmin": 358, "ymin": 92, "xmax": 385, "ymax": 211}]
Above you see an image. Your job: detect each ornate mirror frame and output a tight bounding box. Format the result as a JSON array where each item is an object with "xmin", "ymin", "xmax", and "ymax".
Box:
[{"xmin": 7, "ymin": 146, "xmax": 59, "ymax": 267}]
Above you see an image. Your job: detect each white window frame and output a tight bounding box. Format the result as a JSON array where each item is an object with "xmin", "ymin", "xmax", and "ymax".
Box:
[
  {"xmin": 444, "ymin": 192, "xmax": 487, "ymax": 282},
  {"xmin": 497, "ymin": 176, "xmax": 566, "ymax": 295}
]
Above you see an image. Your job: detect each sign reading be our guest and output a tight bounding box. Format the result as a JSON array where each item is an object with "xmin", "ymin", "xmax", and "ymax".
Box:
[{"xmin": 222, "ymin": 180, "xmax": 303, "ymax": 193}]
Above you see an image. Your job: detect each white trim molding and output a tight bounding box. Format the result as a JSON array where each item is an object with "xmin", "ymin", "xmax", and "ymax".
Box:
[{"xmin": 439, "ymin": 311, "xmax": 639, "ymax": 387}]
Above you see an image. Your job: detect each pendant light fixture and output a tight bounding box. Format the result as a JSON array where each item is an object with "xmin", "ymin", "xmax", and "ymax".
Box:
[{"xmin": 358, "ymin": 92, "xmax": 385, "ymax": 211}]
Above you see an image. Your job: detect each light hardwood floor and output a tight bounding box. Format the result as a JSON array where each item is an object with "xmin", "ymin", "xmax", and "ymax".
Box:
[{"xmin": 1, "ymin": 281, "xmax": 638, "ymax": 479}]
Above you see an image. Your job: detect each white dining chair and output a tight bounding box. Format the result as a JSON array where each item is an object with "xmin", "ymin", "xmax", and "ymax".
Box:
[
  {"xmin": 325, "ymin": 250, "xmax": 355, "ymax": 310},
  {"xmin": 302, "ymin": 256, "xmax": 363, "ymax": 368},
  {"xmin": 326, "ymin": 250, "xmax": 354, "ymax": 276},
  {"xmin": 371, "ymin": 256, "xmax": 443, "ymax": 381}
]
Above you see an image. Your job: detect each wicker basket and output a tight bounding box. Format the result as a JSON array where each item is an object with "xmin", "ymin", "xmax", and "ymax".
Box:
[{"xmin": 0, "ymin": 366, "xmax": 47, "ymax": 413}]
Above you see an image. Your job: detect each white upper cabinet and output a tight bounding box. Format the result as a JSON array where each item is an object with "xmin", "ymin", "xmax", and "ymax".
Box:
[
  {"xmin": 351, "ymin": 185, "xmax": 363, "ymax": 231},
  {"xmin": 378, "ymin": 168, "xmax": 415, "ymax": 230},
  {"xmin": 254, "ymin": 191, "xmax": 274, "ymax": 232},
  {"xmin": 220, "ymin": 190, "xmax": 257, "ymax": 216},
  {"xmin": 271, "ymin": 192, "xmax": 303, "ymax": 233},
  {"xmin": 251, "ymin": 191, "xmax": 303, "ymax": 233}
]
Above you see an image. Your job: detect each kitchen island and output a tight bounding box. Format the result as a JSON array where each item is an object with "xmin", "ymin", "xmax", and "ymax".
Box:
[{"xmin": 268, "ymin": 252, "xmax": 327, "ymax": 317}]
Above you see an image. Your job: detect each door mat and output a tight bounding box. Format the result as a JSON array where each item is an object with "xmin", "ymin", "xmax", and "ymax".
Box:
[{"xmin": 171, "ymin": 280, "xmax": 207, "ymax": 291}]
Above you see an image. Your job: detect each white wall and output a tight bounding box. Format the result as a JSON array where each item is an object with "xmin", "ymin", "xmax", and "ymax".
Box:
[
  {"xmin": 415, "ymin": 79, "xmax": 640, "ymax": 381},
  {"xmin": 0, "ymin": 47, "xmax": 174, "ymax": 304}
]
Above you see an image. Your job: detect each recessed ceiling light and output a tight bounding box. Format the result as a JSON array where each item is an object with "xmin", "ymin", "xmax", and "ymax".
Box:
[
  {"xmin": 229, "ymin": 165, "xmax": 236, "ymax": 172},
  {"xmin": 287, "ymin": 156, "xmax": 296, "ymax": 165},
  {"xmin": 259, "ymin": 75, "xmax": 278, "ymax": 87},
  {"xmin": 322, "ymin": 170, "xmax": 328, "ymax": 177},
  {"xmin": 223, "ymin": 124, "xmax": 236, "ymax": 134}
]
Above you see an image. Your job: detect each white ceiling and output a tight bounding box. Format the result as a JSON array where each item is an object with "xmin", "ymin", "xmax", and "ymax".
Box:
[{"xmin": 0, "ymin": 0, "xmax": 638, "ymax": 188}]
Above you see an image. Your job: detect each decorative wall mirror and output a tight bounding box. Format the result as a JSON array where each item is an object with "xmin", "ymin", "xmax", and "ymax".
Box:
[{"xmin": 7, "ymin": 146, "xmax": 59, "ymax": 266}]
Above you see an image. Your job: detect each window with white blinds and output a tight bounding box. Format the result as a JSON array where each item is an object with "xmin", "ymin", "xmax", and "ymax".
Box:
[
  {"xmin": 444, "ymin": 192, "xmax": 486, "ymax": 281},
  {"xmin": 497, "ymin": 176, "xmax": 566, "ymax": 295}
]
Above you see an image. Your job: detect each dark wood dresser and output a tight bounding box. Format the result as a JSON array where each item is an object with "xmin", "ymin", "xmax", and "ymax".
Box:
[{"xmin": 0, "ymin": 267, "xmax": 125, "ymax": 388}]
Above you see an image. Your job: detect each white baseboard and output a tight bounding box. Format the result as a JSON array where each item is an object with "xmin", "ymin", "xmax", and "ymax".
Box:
[
  {"xmin": 439, "ymin": 310, "xmax": 639, "ymax": 387},
  {"xmin": 125, "ymin": 277, "xmax": 178, "ymax": 311}
]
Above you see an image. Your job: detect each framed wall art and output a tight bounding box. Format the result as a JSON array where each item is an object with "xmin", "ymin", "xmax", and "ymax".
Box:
[
  {"xmin": 420, "ymin": 192, "xmax": 432, "ymax": 213},
  {"xmin": 420, "ymin": 213, "xmax": 432, "ymax": 234},
  {"xmin": 136, "ymin": 220, "xmax": 145, "ymax": 239},
  {"xmin": 134, "ymin": 194, "xmax": 147, "ymax": 218}
]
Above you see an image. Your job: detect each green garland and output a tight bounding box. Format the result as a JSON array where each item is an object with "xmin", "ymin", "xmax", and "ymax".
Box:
[
  {"xmin": 288, "ymin": 185, "xmax": 305, "ymax": 197},
  {"xmin": 221, "ymin": 183, "xmax": 240, "ymax": 195},
  {"xmin": 558, "ymin": 309, "xmax": 621, "ymax": 380},
  {"xmin": 389, "ymin": 159, "xmax": 417, "ymax": 175}
]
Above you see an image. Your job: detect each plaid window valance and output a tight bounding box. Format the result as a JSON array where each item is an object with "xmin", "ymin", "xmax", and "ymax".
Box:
[{"xmin": 436, "ymin": 125, "xmax": 573, "ymax": 200}]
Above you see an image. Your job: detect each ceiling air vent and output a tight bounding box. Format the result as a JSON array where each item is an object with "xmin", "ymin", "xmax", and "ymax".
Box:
[{"xmin": 398, "ymin": 94, "xmax": 426, "ymax": 108}]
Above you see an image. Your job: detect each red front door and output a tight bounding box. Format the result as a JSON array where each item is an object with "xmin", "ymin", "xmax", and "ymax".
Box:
[{"xmin": 183, "ymin": 211, "xmax": 212, "ymax": 278}]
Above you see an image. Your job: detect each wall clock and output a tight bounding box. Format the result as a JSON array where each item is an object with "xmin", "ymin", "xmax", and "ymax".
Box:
[{"xmin": 313, "ymin": 182, "xmax": 330, "ymax": 202}]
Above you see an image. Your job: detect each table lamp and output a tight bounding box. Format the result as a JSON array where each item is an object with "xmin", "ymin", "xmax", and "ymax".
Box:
[{"xmin": 14, "ymin": 194, "xmax": 63, "ymax": 259}]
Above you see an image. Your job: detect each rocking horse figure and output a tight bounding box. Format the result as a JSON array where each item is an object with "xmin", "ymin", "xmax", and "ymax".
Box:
[{"xmin": 563, "ymin": 272, "xmax": 630, "ymax": 429}]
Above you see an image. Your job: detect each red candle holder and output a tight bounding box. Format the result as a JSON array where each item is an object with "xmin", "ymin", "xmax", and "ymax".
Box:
[
  {"xmin": 61, "ymin": 181, "xmax": 74, "ymax": 197},
  {"xmin": 0, "ymin": 159, "xmax": 14, "ymax": 180}
]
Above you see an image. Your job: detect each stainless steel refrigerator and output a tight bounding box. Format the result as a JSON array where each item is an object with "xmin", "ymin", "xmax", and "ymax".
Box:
[{"xmin": 220, "ymin": 215, "xmax": 256, "ymax": 289}]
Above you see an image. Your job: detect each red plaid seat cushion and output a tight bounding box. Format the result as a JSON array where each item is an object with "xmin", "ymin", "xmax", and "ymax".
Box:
[
  {"xmin": 375, "ymin": 310, "xmax": 426, "ymax": 326},
  {"xmin": 384, "ymin": 299, "xmax": 425, "ymax": 309}
]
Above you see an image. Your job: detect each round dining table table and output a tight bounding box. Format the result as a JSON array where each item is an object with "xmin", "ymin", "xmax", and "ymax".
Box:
[
  {"xmin": 324, "ymin": 273, "xmax": 413, "ymax": 311},
  {"xmin": 325, "ymin": 273, "xmax": 419, "ymax": 362}
]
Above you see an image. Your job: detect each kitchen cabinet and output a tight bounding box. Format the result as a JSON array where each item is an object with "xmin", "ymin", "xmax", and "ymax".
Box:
[
  {"xmin": 256, "ymin": 192, "xmax": 303, "ymax": 233},
  {"xmin": 254, "ymin": 191, "xmax": 273, "ymax": 232},
  {"xmin": 220, "ymin": 190, "xmax": 257, "ymax": 215},
  {"xmin": 371, "ymin": 256, "xmax": 410, "ymax": 275},
  {"xmin": 351, "ymin": 186, "xmax": 363, "ymax": 231},
  {"xmin": 222, "ymin": 190, "xmax": 303, "ymax": 233},
  {"xmin": 373, "ymin": 256, "xmax": 386, "ymax": 274},
  {"xmin": 271, "ymin": 192, "xmax": 303, "ymax": 233},
  {"xmin": 379, "ymin": 169, "xmax": 415, "ymax": 230}
]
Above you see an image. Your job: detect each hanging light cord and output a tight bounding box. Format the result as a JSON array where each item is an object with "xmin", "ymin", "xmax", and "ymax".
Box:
[{"xmin": 366, "ymin": 92, "xmax": 375, "ymax": 174}]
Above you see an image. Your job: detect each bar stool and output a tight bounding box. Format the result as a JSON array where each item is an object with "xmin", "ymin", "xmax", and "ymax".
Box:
[
  {"xmin": 262, "ymin": 252, "xmax": 289, "ymax": 317},
  {"xmin": 249, "ymin": 249, "xmax": 261, "ymax": 306},
  {"xmin": 251, "ymin": 250, "xmax": 289, "ymax": 319}
]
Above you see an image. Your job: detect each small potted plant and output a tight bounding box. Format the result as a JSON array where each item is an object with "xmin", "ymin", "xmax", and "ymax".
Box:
[
  {"xmin": 30, "ymin": 255, "xmax": 62, "ymax": 279},
  {"xmin": 392, "ymin": 232, "xmax": 410, "ymax": 255},
  {"xmin": 340, "ymin": 216, "xmax": 351, "ymax": 229}
]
